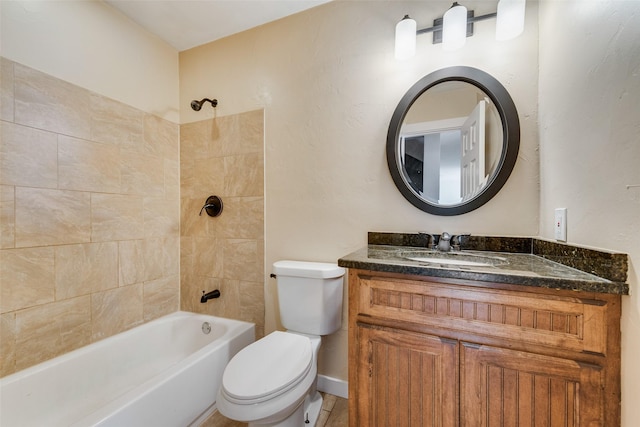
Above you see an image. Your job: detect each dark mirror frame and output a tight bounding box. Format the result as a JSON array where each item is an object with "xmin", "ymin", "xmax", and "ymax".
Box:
[{"xmin": 386, "ymin": 66, "xmax": 520, "ymax": 216}]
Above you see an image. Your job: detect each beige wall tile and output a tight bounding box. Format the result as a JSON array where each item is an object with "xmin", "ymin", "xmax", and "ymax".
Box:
[
  {"xmin": 15, "ymin": 296, "xmax": 91, "ymax": 371},
  {"xmin": 0, "ymin": 62, "xmax": 181, "ymax": 376},
  {"xmin": 142, "ymin": 238, "xmax": 166, "ymax": 282},
  {"xmin": 0, "ymin": 247, "xmax": 55, "ymax": 313},
  {"xmin": 144, "ymin": 114, "xmax": 179, "ymax": 160},
  {"xmin": 181, "ymin": 157, "xmax": 225, "ymax": 199},
  {"xmin": 91, "ymin": 193, "xmax": 144, "ymax": 241},
  {"xmin": 180, "ymin": 120, "xmax": 222, "ymax": 161},
  {"xmin": 218, "ymin": 196, "xmax": 264, "ymax": 240},
  {"xmin": 0, "ymin": 121, "xmax": 58, "ymax": 188},
  {"xmin": 180, "ymin": 236, "xmax": 195, "ymax": 270},
  {"xmin": 193, "ymin": 236, "xmax": 224, "ymax": 278},
  {"xmin": 144, "ymin": 196, "xmax": 179, "ymax": 238},
  {"xmin": 180, "ymin": 113, "xmax": 264, "ymax": 330},
  {"xmin": 118, "ymin": 239, "xmax": 146, "ymax": 286},
  {"xmin": 223, "ymin": 109, "xmax": 264, "ymax": 156},
  {"xmin": 14, "ymin": 63, "xmax": 91, "ymax": 139},
  {"xmin": 223, "ymin": 239, "xmax": 263, "ymax": 282},
  {"xmin": 164, "ymin": 158, "xmax": 180, "ymax": 197},
  {"xmin": 1, "ymin": 58, "xmax": 15, "ymax": 122},
  {"xmin": 89, "ymin": 93, "xmax": 144, "ymax": 146},
  {"xmin": 202, "ymin": 278, "xmax": 241, "ymax": 319},
  {"xmin": 143, "ymin": 275, "xmax": 179, "ymax": 321},
  {"xmin": 0, "ymin": 185, "xmax": 15, "ymax": 249},
  {"xmin": 91, "ymin": 284, "xmax": 143, "ymax": 341},
  {"xmin": 180, "ymin": 257, "xmax": 198, "ymax": 313},
  {"xmin": 119, "ymin": 239, "xmax": 164, "ymax": 286},
  {"xmin": 58, "ymin": 135, "xmax": 120, "ymax": 193},
  {"xmin": 180, "ymin": 197, "xmax": 212, "ymax": 237},
  {"xmin": 162, "ymin": 236, "xmax": 180, "ymax": 277},
  {"xmin": 223, "ymin": 153, "xmax": 264, "ymax": 197},
  {"xmin": 55, "ymin": 242, "xmax": 118, "ymax": 299},
  {"xmin": 15, "ymin": 187, "xmax": 91, "ymax": 247},
  {"xmin": 120, "ymin": 149, "xmax": 165, "ymax": 196},
  {"xmin": 211, "ymin": 114, "xmax": 239, "ymax": 156},
  {"xmin": 0, "ymin": 312, "xmax": 17, "ymax": 376}
]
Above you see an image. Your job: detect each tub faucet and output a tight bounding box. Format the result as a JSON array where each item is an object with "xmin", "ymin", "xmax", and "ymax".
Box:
[{"xmin": 201, "ymin": 289, "xmax": 221, "ymax": 303}]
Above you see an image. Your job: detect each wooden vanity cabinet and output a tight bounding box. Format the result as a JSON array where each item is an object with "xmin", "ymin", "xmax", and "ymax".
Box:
[{"xmin": 348, "ymin": 269, "xmax": 622, "ymax": 427}]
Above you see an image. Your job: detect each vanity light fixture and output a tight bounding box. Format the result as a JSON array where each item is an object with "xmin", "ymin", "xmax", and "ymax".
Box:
[
  {"xmin": 395, "ymin": 15, "xmax": 417, "ymax": 60},
  {"xmin": 442, "ymin": 2, "xmax": 469, "ymax": 51},
  {"xmin": 394, "ymin": 0, "xmax": 526, "ymax": 60},
  {"xmin": 496, "ymin": 0, "xmax": 526, "ymax": 40}
]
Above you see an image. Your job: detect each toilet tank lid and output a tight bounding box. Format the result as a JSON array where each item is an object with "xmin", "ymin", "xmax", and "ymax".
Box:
[{"xmin": 273, "ymin": 260, "xmax": 345, "ymax": 279}]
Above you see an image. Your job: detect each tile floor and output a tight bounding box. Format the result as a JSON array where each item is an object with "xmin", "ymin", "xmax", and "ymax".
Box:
[{"xmin": 200, "ymin": 393, "xmax": 348, "ymax": 427}]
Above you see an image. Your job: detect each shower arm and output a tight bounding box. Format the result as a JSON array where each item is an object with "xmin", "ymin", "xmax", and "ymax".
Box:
[{"xmin": 190, "ymin": 98, "xmax": 218, "ymax": 111}]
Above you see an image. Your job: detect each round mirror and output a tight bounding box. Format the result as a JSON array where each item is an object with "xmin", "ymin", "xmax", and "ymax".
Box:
[{"xmin": 387, "ymin": 66, "xmax": 520, "ymax": 215}]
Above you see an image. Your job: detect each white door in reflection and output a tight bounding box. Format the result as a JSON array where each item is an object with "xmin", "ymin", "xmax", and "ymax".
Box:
[
  {"xmin": 399, "ymin": 100, "xmax": 487, "ymax": 205},
  {"xmin": 461, "ymin": 100, "xmax": 487, "ymax": 201}
]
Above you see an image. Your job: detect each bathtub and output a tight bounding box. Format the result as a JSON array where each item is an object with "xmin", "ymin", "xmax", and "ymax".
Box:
[{"xmin": 0, "ymin": 311, "xmax": 255, "ymax": 427}]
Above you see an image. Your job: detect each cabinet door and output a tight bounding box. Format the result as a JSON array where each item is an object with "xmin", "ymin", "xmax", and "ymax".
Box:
[
  {"xmin": 354, "ymin": 325, "xmax": 458, "ymax": 427},
  {"xmin": 461, "ymin": 343, "xmax": 604, "ymax": 427}
]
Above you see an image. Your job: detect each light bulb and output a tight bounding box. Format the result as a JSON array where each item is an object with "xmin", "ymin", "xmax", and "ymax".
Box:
[
  {"xmin": 395, "ymin": 15, "xmax": 417, "ymax": 60},
  {"xmin": 496, "ymin": 0, "xmax": 526, "ymax": 41},
  {"xmin": 442, "ymin": 3, "xmax": 468, "ymax": 51}
]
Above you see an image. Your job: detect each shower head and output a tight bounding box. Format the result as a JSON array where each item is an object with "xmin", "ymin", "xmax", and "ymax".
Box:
[{"xmin": 190, "ymin": 98, "xmax": 218, "ymax": 111}]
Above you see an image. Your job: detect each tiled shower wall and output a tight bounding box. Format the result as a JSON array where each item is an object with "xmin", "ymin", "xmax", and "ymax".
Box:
[
  {"xmin": 0, "ymin": 58, "xmax": 180, "ymax": 377},
  {"xmin": 179, "ymin": 110, "xmax": 265, "ymax": 338}
]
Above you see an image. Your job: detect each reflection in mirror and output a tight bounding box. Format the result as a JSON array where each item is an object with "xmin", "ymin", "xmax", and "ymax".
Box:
[
  {"xmin": 398, "ymin": 82, "xmax": 502, "ymax": 205},
  {"xmin": 386, "ymin": 66, "xmax": 520, "ymax": 216}
]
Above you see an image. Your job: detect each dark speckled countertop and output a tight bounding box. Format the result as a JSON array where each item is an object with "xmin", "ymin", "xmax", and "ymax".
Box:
[{"xmin": 337, "ymin": 233, "xmax": 629, "ymax": 295}]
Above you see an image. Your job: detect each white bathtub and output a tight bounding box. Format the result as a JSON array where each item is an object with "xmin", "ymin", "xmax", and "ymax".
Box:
[{"xmin": 0, "ymin": 311, "xmax": 255, "ymax": 427}]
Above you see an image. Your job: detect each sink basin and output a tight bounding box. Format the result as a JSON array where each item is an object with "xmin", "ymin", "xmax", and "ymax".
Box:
[
  {"xmin": 402, "ymin": 251, "xmax": 508, "ymax": 268},
  {"xmin": 405, "ymin": 257, "xmax": 496, "ymax": 267}
]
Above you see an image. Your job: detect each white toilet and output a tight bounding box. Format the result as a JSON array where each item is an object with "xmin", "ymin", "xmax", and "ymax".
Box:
[{"xmin": 216, "ymin": 260, "xmax": 345, "ymax": 427}]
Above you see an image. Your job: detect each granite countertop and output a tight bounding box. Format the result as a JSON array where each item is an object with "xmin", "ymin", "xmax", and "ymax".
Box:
[{"xmin": 337, "ymin": 233, "xmax": 629, "ymax": 295}]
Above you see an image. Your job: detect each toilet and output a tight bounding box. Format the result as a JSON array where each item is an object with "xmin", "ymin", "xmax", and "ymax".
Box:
[{"xmin": 216, "ymin": 260, "xmax": 345, "ymax": 427}]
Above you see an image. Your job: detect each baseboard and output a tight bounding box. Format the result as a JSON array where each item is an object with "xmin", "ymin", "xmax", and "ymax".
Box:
[{"xmin": 317, "ymin": 374, "xmax": 348, "ymax": 399}]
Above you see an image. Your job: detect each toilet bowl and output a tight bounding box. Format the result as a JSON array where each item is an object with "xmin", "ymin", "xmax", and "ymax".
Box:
[
  {"xmin": 216, "ymin": 331, "xmax": 320, "ymax": 426},
  {"xmin": 216, "ymin": 260, "xmax": 345, "ymax": 427}
]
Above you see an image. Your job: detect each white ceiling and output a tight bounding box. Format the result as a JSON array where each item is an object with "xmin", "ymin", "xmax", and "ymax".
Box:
[{"xmin": 104, "ymin": 0, "xmax": 332, "ymax": 51}]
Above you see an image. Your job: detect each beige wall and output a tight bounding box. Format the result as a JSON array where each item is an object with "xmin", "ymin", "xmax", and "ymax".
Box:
[
  {"xmin": 538, "ymin": 1, "xmax": 640, "ymax": 424},
  {"xmin": 0, "ymin": 59, "xmax": 180, "ymax": 376},
  {"xmin": 179, "ymin": 110, "xmax": 265, "ymax": 338},
  {"xmin": 0, "ymin": 0, "xmax": 179, "ymax": 122},
  {"xmin": 180, "ymin": 0, "xmax": 540, "ymax": 381}
]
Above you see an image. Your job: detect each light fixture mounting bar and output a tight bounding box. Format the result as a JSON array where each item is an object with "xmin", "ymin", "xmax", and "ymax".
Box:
[{"xmin": 416, "ymin": 11, "xmax": 497, "ymax": 44}]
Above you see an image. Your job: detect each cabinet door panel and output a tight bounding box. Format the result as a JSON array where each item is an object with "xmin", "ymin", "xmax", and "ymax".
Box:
[
  {"xmin": 461, "ymin": 343, "xmax": 604, "ymax": 427},
  {"xmin": 356, "ymin": 325, "xmax": 458, "ymax": 427}
]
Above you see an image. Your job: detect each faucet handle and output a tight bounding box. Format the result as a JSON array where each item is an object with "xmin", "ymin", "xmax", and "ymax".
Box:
[
  {"xmin": 451, "ymin": 234, "xmax": 471, "ymax": 250},
  {"xmin": 419, "ymin": 232, "xmax": 439, "ymax": 249}
]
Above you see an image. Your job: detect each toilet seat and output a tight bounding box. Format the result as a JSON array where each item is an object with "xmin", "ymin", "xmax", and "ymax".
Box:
[{"xmin": 221, "ymin": 331, "xmax": 313, "ymax": 404}]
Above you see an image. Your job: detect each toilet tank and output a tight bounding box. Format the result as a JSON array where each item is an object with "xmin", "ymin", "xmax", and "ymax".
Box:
[{"xmin": 273, "ymin": 261, "xmax": 345, "ymax": 336}]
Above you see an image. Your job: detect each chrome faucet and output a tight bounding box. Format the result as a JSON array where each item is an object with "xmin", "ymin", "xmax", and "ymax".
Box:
[
  {"xmin": 451, "ymin": 233, "xmax": 471, "ymax": 251},
  {"xmin": 419, "ymin": 232, "xmax": 440, "ymax": 250},
  {"xmin": 420, "ymin": 232, "xmax": 471, "ymax": 251},
  {"xmin": 424, "ymin": 232, "xmax": 471, "ymax": 252},
  {"xmin": 438, "ymin": 232, "xmax": 452, "ymax": 252}
]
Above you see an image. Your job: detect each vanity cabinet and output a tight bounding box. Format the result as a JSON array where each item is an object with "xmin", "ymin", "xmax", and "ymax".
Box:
[{"xmin": 348, "ymin": 269, "xmax": 621, "ymax": 427}]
